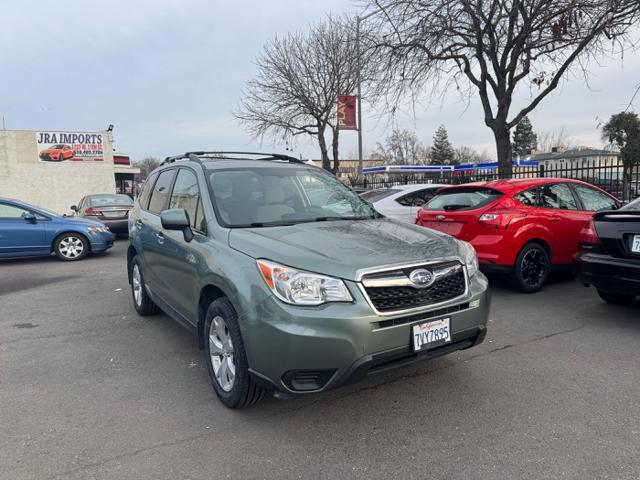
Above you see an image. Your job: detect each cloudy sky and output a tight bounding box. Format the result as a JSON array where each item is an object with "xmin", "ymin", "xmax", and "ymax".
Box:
[{"xmin": 1, "ymin": 0, "xmax": 639, "ymax": 162}]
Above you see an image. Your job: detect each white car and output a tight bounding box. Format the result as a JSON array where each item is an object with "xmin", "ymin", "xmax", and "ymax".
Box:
[{"xmin": 361, "ymin": 183, "xmax": 449, "ymax": 223}]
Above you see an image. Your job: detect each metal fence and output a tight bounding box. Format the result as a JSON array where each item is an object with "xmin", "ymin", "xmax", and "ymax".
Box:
[{"xmin": 345, "ymin": 159, "xmax": 640, "ymax": 202}]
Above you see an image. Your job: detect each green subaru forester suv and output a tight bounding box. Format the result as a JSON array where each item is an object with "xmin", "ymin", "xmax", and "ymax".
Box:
[{"xmin": 128, "ymin": 152, "xmax": 490, "ymax": 408}]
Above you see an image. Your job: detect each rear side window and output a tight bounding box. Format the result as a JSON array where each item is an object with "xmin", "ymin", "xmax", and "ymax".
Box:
[
  {"xmin": 514, "ymin": 188, "xmax": 538, "ymax": 207},
  {"xmin": 138, "ymin": 173, "xmax": 157, "ymax": 210},
  {"xmin": 0, "ymin": 203, "xmax": 30, "ymax": 219},
  {"xmin": 396, "ymin": 188, "xmax": 438, "ymax": 207},
  {"xmin": 424, "ymin": 188, "xmax": 503, "ymax": 211},
  {"xmin": 539, "ymin": 183, "xmax": 577, "ymax": 210},
  {"xmin": 360, "ymin": 188, "xmax": 401, "ymax": 202},
  {"xmin": 147, "ymin": 169, "xmax": 176, "ymax": 214},
  {"xmin": 574, "ymin": 185, "xmax": 618, "ymax": 212}
]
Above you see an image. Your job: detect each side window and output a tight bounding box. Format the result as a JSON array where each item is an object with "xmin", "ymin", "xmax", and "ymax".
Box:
[
  {"xmin": 574, "ymin": 185, "xmax": 618, "ymax": 212},
  {"xmin": 395, "ymin": 192, "xmax": 416, "ymax": 207},
  {"xmin": 414, "ymin": 188, "xmax": 438, "ymax": 206},
  {"xmin": 539, "ymin": 183, "xmax": 577, "ymax": 210},
  {"xmin": 514, "ymin": 188, "xmax": 539, "ymax": 207},
  {"xmin": 169, "ymin": 169, "xmax": 206, "ymax": 233},
  {"xmin": 138, "ymin": 173, "xmax": 158, "ymax": 210},
  {"xmin": 0, "ymin": 203, "xmax": 30, "ymax": 219},
  {"xmin": 147, "ymin": 170, "xmax": 176, "ymax": 215}
]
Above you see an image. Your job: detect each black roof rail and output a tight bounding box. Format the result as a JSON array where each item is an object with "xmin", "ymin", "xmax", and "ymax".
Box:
[{"xmin": 161, "ymin": 151, "xmax": 305, "ymax": 166}]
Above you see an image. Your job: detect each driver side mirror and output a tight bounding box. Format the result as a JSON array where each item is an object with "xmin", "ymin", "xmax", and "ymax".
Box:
[
  {"xmin": 22, "ymin": 212, "xmax": 37, "ymax": 223},
  {"xmin": 160, "ymin": 209, "xmax": 194, "ymax": 242},
  {"xmin": 70, "ymin": 205, "xmax": 78, "ymax": 213}
]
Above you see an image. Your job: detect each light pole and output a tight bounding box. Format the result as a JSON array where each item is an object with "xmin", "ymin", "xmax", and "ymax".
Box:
[{"xmin": 355, "ymin": 8, "xmax": 383, "ymax": 174}]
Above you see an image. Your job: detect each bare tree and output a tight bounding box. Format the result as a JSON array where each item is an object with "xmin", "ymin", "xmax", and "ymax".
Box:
[
  {"xmin": 454, "ymin": 146, "xmax": 492, "ymax": 164},
  {"xmin": 373, "ymin": 128, "xmax": 431, "ymax": 164},
  {"xmin": 365, "ymin": 0, "xmax": 640, "ymax": 177},
  {"xmin": 133, "ymin": 156, "xmax": 161, "ymax": 182},
  {"xmin": 235, "ymin": 15, "xmax": 373, "ymax": 173},
  {"xmin": 535, "ymin": 127, "xmax": 574, "ymax": 152}
]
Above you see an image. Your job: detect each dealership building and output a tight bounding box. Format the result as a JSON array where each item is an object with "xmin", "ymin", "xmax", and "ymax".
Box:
[{"xmin": 0, "ymin": 129, "xmax": 139, "ymax": 214}]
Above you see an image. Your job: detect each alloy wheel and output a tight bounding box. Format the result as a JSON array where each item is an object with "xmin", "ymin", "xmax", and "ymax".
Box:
[
  {"xmin": 59, "ymin": 236, "xmax": 85, "ymax": 259},
  {"xmin": 132, "ymin": 264, "xmax": 142, "ymax": 306},
  {"xmin": 521, "ymin": 248, "xmax": 548, "ymax": 288},
  {"xmin": 208, "ymin": 315, "xmax": 236, "ymax": 392}
]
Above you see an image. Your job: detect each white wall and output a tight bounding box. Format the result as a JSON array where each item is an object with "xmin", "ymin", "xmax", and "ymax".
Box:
[{"xmin": 0, "ymin": 130, "xmax": 116, "ymax": 214}]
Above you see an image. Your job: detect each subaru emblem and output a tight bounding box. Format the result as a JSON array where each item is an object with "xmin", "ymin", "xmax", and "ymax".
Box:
[{"xmin": 409, "ymin": 268, "xmax": 435, "ymax": 288}]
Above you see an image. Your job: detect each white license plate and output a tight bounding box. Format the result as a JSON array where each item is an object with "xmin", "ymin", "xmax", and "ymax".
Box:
[
  {"xmin": 103, "ymin": 211, "xmax": 126, "ymax": 218},
  {"xmin": 632, "ymin": 235, "xmax": 640, "ymax": 253},
  {"xmin": 412, "ymin": 318, "xmax": 451, "ymax": 352}
]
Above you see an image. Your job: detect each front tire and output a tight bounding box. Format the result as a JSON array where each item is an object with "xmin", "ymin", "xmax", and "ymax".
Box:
[
  {"xmin": 597, "ymin": 290, "xmax": 636, "ymax": 305},
  {"xmin": 54, "ymin": 233, "xmax": 88, "ymax": 261},
  {"xmin": 204, "ymin": 298, "xmax": 266, "ymax": 408},
  {"xmin": 511, "ymin": 242, "xmax": 550, "ymax": 293},
  {"xmin": 130, "ymin": 257, "xmax": 160, "ymax": 315}
]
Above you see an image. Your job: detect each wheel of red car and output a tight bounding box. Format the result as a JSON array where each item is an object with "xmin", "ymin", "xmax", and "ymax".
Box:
[
  {"xmin": 511, "ymin": 242, "xmax": 550, "ymax": 293},
  {"xmin": 54, "ymin": 233, "xmax": 88, "ymax": 261}
]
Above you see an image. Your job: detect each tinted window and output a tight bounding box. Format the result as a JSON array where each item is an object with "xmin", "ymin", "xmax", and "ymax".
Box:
[
  {"xmin": 209, "ymin": 167, "xmax": 376, "ymax": 226},
  {"xmin": 424, "ymin": 188, "xmax": 503, "ymax": 211},
  {"xmin": 89, "ymin": 194, "xmax": 133, "ymax": 206},
  {"xmin": 0, "ymin": 203, "xmax": 30, "ymax": 219},
  {"xmin": 360, "ymin": 188, "xmax": 401, "ymax": 202},
  {"xmin": 138, "ymin": 173, "xmax": 157, "ymax": 210},
  {"xmin": 514, "ymin": 188, "xmax": 538, "ymax": 207},
  {"xmin": 539, "ymin": 183, "xmax": 577, "ymax": 210},
  {"xmin": 147, "ymin": 170, "xmax": 176, "ymax": 214},
  {"xmin": 170, "ymin": 169, "xmax": 206, "ymax": 232},
  {"xmin": 574, "ymin": 185, "xmax": 618, "ymax": 211}
]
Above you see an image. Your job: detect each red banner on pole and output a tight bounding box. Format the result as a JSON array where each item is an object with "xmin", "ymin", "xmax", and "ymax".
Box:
[{"xmin": 337, "ymin": 95, "xmax": 357, "ymax": 130}]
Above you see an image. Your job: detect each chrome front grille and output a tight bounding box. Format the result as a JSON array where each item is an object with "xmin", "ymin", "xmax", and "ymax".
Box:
[{"xmin": 361, "ymin": 261, "xmax": 467, "ymax": 313}]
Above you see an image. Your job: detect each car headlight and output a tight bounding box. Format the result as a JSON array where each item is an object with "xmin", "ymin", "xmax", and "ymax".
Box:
[
  {"xmin": 256, "ymin": 259, "xmax": 353, "ymax": 306},
  {"xmin": 87, "ymin": 226, "xmax": 110, "ymax": 234},
  {"xmin": 459, "ymin": 240, "xmax": 479, "ymax": 277}
]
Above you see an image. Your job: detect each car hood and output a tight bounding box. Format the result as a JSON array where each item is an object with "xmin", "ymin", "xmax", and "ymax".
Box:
[{"xmin": 228, "ymin": 218, "xmax": 463, "ymax": 281}]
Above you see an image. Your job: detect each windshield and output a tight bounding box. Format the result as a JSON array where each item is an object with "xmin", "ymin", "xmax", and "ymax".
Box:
[
  {"xmin": 208, "ymin": 167, "xmax": 378, "ymax": 227},
  {"xmin": 89, "ymin": 194, "xmax": 133, "ymax": 206},
  {"xmin": 360, "ymin": 188, "xmax": 401, "ymax": 202},
  {"xmin": 424, "ymin": 187, "xmax": 503, "ymax": 211}
]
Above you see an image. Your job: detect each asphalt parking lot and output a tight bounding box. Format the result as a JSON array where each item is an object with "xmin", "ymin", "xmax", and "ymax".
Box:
[{"xmin": 2, "ymin": 239, "xmax": 640, "ymax": 480}]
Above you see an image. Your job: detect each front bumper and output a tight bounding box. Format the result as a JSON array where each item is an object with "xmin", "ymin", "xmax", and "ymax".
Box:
[
  {"xmin": 574, "ymin": 252, "xmax": 640, "ymax": 295},
  {"xmin": 88, "ymin": 232, "xmax": 115, "ymax": 252},
  {"xmin": 243, "ymin": 272, "xmax": 490, "ymax": 395}
]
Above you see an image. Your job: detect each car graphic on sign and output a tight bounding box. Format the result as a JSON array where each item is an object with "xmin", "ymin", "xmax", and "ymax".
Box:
[{"xmin": 39, "ymin": 144, "xmax": 75, "ymax": 162}]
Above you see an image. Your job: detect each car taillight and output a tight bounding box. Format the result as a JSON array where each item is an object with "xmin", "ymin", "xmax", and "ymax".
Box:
[
  {"xmin": 578, "ymin": 219, "xmax": 601, "ymax": 251},
  {"xmin": 478, "ymin": 209, "xmax": 526, "ymax": 229},
  {"xmin": 84, "ymin": 208, "xmax": 102, "ymax": 216}
]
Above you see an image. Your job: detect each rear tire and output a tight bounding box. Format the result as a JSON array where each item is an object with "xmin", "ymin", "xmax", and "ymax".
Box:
[
  {"xmin": 130, "ymin": 257, "xmax": 160, "ymax": 315},
  {"xmin": 511, "ymin": 242, "xmax": 550, "ymax": 293},
  {"xmin": 204, "ymin": 298, "xmax": 266, "ymax": 408},
  {"xmin": 597, "ymin": 290, "xmax": 636, "ymax": 305},
  {"xmin": 54, "ymin": 233, "xmax": 88, "ymax": 261}
]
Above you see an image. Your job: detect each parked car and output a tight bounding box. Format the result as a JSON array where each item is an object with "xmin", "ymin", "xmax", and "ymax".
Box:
[
  {"xmin": 0, "ymin": 198, "xmax": 114, "ymax": 261},
  {"xmin": 39, "ymin": 144, "xmax": 75, "ymax": 161},
  {"xmin": 360, "ymin": 183, "xmax": 448, "ymax": 223},
  {"xmin": 574, "ymin": 196, "xmax": 640, "ymax": 304},
  {"xmin": 71, "ymin": 194, "xmax": 134, "ymax": 234},
  {"xmin": 128, "ymin": 152, "xmax": 490, "ymax": 408},
  {"xmin": 415, "ymin": 178, "xmax": 621, "ymax": 292}
]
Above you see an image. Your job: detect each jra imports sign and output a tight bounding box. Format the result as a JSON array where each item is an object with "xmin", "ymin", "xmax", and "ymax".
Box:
[{"xmin": 37, "ymin": 131, "xmax": 104, "ymax": 162}]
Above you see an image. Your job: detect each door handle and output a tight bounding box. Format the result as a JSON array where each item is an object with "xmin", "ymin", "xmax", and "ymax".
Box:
[
  {"xmin": 156, "ymin": 232, "xmax": 165, "ymax": 244},
  {"xmin": 548, "ymin": 216, "xmax": 560, "ymax": 223}
]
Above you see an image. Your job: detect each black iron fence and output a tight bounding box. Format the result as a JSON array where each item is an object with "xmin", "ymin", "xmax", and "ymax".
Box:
[{"xmin": 344, "ymin": 159, "xmax": 640, "ymax": 201}]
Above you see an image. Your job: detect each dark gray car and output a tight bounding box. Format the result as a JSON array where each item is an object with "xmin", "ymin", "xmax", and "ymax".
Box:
[
  {"xmin": 127, "ymin": 152, "xmax": 490, "ymax": 408},
  {"xmin": 72, "ymin": 194, "xmax": 133, "ymax": 234}
]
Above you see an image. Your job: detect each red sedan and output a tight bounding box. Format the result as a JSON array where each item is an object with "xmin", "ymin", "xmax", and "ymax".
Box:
[{"xmin": 416, "ymin": 178, "xmax": 621, "ymax": 292}]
